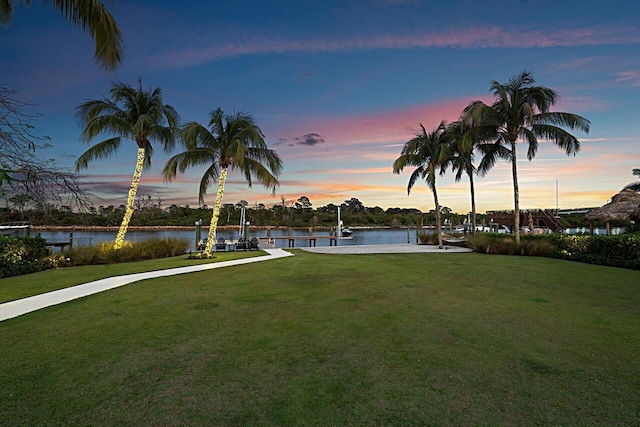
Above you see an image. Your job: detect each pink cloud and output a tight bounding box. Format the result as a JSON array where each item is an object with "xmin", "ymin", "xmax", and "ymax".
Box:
[
  {"xmin": 614, "ymin": 70, "xmax": 640, "ymax": 86},
  {"xmin": 148, "ymin": 25, "xmax": 640, "ymax": 69},
  {"xmin": 270, "ymin": 97, "xmax": 482, "ymax": 150}
]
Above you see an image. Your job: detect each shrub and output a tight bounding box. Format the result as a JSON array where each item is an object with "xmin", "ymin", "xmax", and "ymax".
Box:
[
  {"xmin": 466, "ymin": 234, "xmax": 559, "ymax": 256},
  {"xmin": 0, "ymin": 235, "xmax": 51, "ymax": 278},
  {"xmin": 62, "ymin": 237, "xmax": 191, "ymax": 266},
  {"xmin": 416, "ymin": 230, "xmax": 437, "ymax": 245},
  {"xmin": 466, "ymin": 233, "xmax": 640, "ymax": 270},
  {"xmin": 548, "ymin": 234, "xmax": 640, "ymax": 270}
]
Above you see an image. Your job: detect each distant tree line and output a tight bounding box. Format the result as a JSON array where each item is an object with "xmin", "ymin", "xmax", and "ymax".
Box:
[{"xmin": 0, "ymin": 195, "xmax": 494, "ymax": 229}]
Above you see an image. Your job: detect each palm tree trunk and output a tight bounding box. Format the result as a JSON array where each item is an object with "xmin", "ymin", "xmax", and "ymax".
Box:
[
  {"xmin": 469, "ymin": 169, "xmax": 477, "ymax": 237},
  {"xmin": 203, "ymin": 167, "xmax": 228, "ymax": 257},
  {"xmin": 114, "ymin": 148, "xmax": 144, "ymax": 250},
  {"xmin": 433, "ymin": 185, "xmax": 443, "ymax": 249},
  {"xmin": 511, "ymin": 140, "xmax": 520, "ymax": 244}
]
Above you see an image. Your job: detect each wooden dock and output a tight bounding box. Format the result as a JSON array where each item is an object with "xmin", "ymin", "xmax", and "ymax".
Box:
[
  {"xmin": 259, "ymin": 236, "xmax": 338, "ymax": 247},
  {"xmin": 257, "ymin": 227, "xmax": 342, "ymax": 248}
]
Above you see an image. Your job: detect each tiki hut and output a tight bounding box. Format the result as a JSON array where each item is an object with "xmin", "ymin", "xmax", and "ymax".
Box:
[{"xmin": 585, "ymin": 189, "xmax": 640, "ymax": 234}]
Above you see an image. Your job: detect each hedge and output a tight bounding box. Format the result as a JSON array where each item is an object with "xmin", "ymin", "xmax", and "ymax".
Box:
[
  {"xmin": 466, "ymin": 233, "xmax": 640, "ymax": 270},
  {"xmin": 0, "ymin": 235, "xmax": 51, "ymax": 278}
]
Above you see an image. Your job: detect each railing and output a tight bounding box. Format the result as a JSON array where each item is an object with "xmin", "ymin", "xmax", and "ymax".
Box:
[{"xmin": 539, "ymin": 209, "xmax": 565, "ymax": 232}]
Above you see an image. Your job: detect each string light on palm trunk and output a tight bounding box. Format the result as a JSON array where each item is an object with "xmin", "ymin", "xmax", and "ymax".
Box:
[
  {"xmin": 114, "ymin": 148, "xmax": 144, "ymax": 249},
  {"xmin": 203, "ymin": 168, "xmax": 227, "ymax": 257}
]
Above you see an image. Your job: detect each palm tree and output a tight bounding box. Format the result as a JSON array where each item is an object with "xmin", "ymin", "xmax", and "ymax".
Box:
[
  {"xmin": 393, "ymin": 121, "xmax": 451, "ymax": 249},
  {"xmin": 75, "ymin": 79, "xmax": 179, "ymax": 249},
  {"xmin": 623, "ymin": 169, "xmax": 640, "ymax": 191},
  {"xmin": 1, "ymin": 0, "xmax": 123, "ymax": 72},
  {"xmin": 446, "ymin": 117, "xmax": 480, "ymax": 236},
  {"xmin": 162, "ymin": 108, "xmax": 282, "ymax": 258},
  {"xmin": 466, "ymin": 70, "xmax": 590, "ymax": 243}
]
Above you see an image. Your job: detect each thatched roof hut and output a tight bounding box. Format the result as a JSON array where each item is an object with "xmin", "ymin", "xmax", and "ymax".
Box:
[{"xmin": 585, "ymin": 189, "xmax": 640, "ymax": 234}]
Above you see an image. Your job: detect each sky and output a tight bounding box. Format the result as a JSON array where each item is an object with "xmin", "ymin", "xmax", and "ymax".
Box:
[{"xmin": 2, "ymin": 0, "xmax": 639, "ymax": 214}]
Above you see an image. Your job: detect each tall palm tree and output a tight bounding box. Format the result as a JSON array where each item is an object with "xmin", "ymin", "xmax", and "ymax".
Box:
[
  {"xmin": 1, "ymin": 0, "xmax": 123, "ymax": 72},
  {"xmin": 393, "ymin": 121, "xmax": 451, "ymax": 249},
  {"xmin": 162, "ymin": 108, "xmax": 282, "ymax": 258},
  {"xmin": 466, "ymin": 70, "xmax": 590, "ymax": 243},
  {"xmin": 446, "ymin": 118, "xmax": 479, "ymax": 236},
  {"xmin": 75, "ymin": 79, "xmax": 179, "ymax": 249}
]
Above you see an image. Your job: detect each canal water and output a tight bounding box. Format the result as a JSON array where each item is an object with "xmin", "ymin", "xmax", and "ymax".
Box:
[{"xmin": 35, "ymin": 226, "xmax": 623, "ymax": 252}]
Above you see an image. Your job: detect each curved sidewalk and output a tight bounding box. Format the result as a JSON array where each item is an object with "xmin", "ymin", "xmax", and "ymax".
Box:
[{"xmin": 0, "ymin": 248, "xmax": 294, "ymax": 322}]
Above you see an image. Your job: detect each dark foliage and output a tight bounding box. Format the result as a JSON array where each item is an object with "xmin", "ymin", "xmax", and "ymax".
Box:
[
  {"xmin": 467, "ymin": 233, "xmax": 640, "ymax": 270},
  {"xmin": 0, "ymin": 235, "xmax": 50, "ymax": 278}
]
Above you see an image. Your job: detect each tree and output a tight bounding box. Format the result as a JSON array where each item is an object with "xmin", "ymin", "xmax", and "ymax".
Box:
[
  {"xmin": 623, "ymin": 169, "xmax": 640, "ymax": 191},
  {"xmin": 446, "ymin": 117, "xmax": 481, "ymax": 235},
  {"xmin": 1, "ymin": 0, "xmax": 123, "ymax": 72},
  {"xmin": 75, "ymin": 79, "xmax": 179, "ymax": 249},
  {"xmin": 8, "ymin": 193, "xmax": 33, "ymax": 220},
  {"xmin": 393, "ymin": 121, "xmax": 451, "ymax": 249},
  {"xmin": 162, "ymin": 108, "xmax": 282, "ymax": 257},
  {"xmin": 0, "ymin": 86, "xmax": 88, "ymax": 208},
  {"xmin": 296, "ymin": 195, "xmax": 312, "ymax": 210},
  {"xmin": 342, "ymin": 197, "xmax": 364, "ymax": 213},
  {"xmin": 466, "ymin": 70, "xmax": 590, "ymax": 243}
]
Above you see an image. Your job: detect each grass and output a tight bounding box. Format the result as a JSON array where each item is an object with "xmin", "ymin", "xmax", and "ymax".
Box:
[
  {"xmin": 1, "ymin": 251, "xmax": 639, "ymax": 425},
  {"xmin": 0, "ymin": 250, "xmax": 265, "ymax": 304}
]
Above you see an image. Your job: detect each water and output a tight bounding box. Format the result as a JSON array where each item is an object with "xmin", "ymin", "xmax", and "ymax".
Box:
[
  {"xmin": 35, "ymin": 228, "xmax": 421, "ymax": 251},
  {"xmin": 35, "ymin": 226, "xmax": 622, "ymax": 252}
]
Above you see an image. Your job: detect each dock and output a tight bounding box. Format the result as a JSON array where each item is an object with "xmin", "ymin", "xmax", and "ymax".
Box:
[
  {"xmin": 259, "ymin": 227, "xmax": 341, "ymax": 247},
  {"xmin": 259, "ymin": 236, "xmax": 338, "ymax": 247}
]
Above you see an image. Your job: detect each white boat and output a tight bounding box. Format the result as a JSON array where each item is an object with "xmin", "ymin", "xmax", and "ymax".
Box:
[
  {"xmin": 340, "ymin": 227, "xmax": 353, "ymax": 237},
  {"xmin": 337, "ymin": 207, "xmax": 353, "ymax": 239},
  {"xmin": 476, "ymin": 224, "xmax": 512, "ymax": 233},
  {"xmin": 0, "ymin": 222, "xmax": 31, "ymax": 236}
]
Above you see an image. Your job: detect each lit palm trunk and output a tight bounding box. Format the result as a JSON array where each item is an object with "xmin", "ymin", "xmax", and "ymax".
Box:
[
  {"xmin": 203, "ymin": 168, "xmax": 227, "ymax": 257},
  {"xmin": 114, "ymin": 148, "xmax": 144, "ymax": 249}
]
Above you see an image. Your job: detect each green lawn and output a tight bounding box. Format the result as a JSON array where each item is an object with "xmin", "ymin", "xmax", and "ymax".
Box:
[
  {"xmin": 0, "ymin": 250, "xmax": 265, "ymax": 304},
  {"xmin": 1, "ymin": 251, "xmax": 639, "ymax": 425}
]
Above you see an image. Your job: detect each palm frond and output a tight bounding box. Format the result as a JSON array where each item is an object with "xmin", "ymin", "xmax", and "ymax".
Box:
[
  {"xmin": 407, "ymin": 166, "xmax": 426, "ymax": 195},
  {"xmin": 477, "ymin": 141, "xmax": 511, "ymax": 176},
  {"xmin": 198, "ymin": 164, "xmax": 220, "ymax": 204},
  {"xmin": 623, "ymin": 181, "xmax": 640, "ymax": 191},
  {"xmin": 532, "ymin": 124, "xmax": 581, "ymax": 156},
  {"xmin": 74, "ymin": 136, "xmax": 121, "ymax": 171},
  {"xmin": 0, "ymin": 0, "xmax": 14, "ymax": 24},
  {"xmin": 48, "ymin": 0, "xmax": 125, "ymax": 72},
  {"xmin": 521, "ymin": 127, "xmax": 538, "ymax": 160},
  {"xmin": 3, "ymin": 0, "xmax": 123, "ymax": 71},
  {"xmin": 536, "ymin": 112, "xmax": 590, "ymax": 133}
]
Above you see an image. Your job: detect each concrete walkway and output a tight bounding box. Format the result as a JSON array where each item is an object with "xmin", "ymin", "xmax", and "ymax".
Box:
[
  {"xmin": 299, "ymin": 243, "xmax": 473, "ymax": 254},
  {"xmin": 0, "ymin": 248, "xmax": 294, "ymax": 322}
]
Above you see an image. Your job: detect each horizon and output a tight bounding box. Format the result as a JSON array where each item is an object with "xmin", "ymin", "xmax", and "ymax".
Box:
[{"xmin": 2, "ymin": 0, "xmax": 639, "ymax": 213}]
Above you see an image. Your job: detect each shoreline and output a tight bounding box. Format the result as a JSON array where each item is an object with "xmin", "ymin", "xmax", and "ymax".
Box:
[{"xmin": 30, "ymin": 225, "xmax": 425, "ymax": 232}]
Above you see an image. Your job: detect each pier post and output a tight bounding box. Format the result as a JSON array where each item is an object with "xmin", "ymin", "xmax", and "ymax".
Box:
[{"xmin": 195, "ymin": 219, "xmax": 202, "ymax": 250}]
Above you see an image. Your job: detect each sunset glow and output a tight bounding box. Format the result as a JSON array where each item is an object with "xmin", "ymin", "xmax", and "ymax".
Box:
[{"xmin": 2, "ymin": 0, "xmax": 639, "ymax": 214}]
